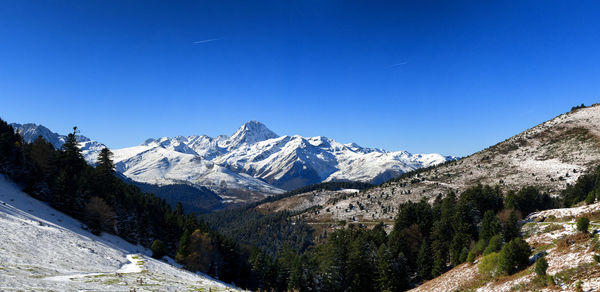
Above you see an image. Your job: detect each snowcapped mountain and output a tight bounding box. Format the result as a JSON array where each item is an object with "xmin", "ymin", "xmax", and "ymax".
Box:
[
  {"xmin": 110, "ymin": 121, "xmax": 455, "ymax": 196},
  {"xmin": 10, "ymin": 123, "xmax": 106, "ymax": 164},
  {"xmin": 110, "ymin": 141, "xmax": 284, "ymax": 204},
  {"xmin": 10, "ymin": 123, "xmax": 89, "ymax": 148},
  {"xmin": 11, "ymin": 121, "xmax": 455, "ymax": 205}
]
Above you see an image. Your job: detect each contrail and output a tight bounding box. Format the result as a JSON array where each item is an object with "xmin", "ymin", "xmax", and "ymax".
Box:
[{"xmin": 192, "ymin": 38, "xmax": 221, "ymax": 44}]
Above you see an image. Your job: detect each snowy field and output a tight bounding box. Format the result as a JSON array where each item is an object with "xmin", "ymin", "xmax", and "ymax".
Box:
[{"xmin": 0, "ymin": 175, "xmax": 241, "ymax": 291}]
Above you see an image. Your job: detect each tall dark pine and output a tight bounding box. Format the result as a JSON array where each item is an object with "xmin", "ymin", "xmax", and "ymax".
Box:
[
  {"xmin": 94, "ymin": 147, "xmax": 116, "ymax": 203},
  {"xmin": 480, "ymin": 210, "xmax": 502, "ymax": 244},
  {"xmin": 55, "ymin": 127, "xmax": 85, "ymax": 213},
  {"xmin": 502, "ymin": 211, "xmax": 520, "ymax": 242},
  {"xmin": 417, "ymin": 240, "xmax": 432, "ymax": 280},
  {"xmin": 96, "ymin": 148, "xmax": 115, "ymax": 175}
]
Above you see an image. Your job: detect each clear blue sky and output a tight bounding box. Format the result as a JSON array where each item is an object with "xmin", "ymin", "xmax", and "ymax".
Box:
[{"xmin": 1, "ymin": 1, "xmax": 599, "ymax": 157}]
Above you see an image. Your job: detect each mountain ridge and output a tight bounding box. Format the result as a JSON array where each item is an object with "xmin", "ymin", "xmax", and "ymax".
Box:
[{"xmin": 11, "ymin": 120, "xmax": 455, "ymax": 206}]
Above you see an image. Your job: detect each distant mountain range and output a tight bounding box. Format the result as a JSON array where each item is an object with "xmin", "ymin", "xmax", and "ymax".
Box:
[{"xmin": 11, "ymin": 121, "xmax": 456, "ymax": 205}]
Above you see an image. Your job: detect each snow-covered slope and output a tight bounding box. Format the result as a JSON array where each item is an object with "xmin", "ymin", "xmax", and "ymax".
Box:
[
  {"xmin": 0, "ymin": 175, "xmax": 240, "ymax": 291},
  {"xmin": 116, "ymin": 121, "xmax": 454, "ymax": 193},
  {"xmin": 11, "ymin": 121, "xmax": 454, "ymax": 204},
  {"xmin": 112, "ymin": 142, "xmax": 283, "ymax": 204}
]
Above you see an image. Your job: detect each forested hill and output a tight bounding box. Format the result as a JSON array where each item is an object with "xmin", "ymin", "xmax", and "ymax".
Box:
[
  {"xmin": 271, "ymin": 104, "xmax": 600, "ymax": 224},
  {"xmin": 0, "ymin": 119, "xmax": 257, "ymax": 289}
]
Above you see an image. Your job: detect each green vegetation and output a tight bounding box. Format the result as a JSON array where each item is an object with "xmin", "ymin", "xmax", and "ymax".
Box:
[
  {"xmin": 577, "ymin": 217, "xmax": 590, "ymax": 233},
  {"xmin": 505, "ymin": 186, "xmax": 556, "ymax": 215},
  {"xmin": 478, "ymin": 252, "xmax": 499, "ymax": 280},
  {"xmin": 562, "ymin": 165, "xmax": 600, "ymax": 207},
  {"xmin": 151, "ymin": 239, "xmax": 167, "ymax": 259},
  {"xmin": 535, "ymin": 256, "xmax": 548, "ymax": 277}
]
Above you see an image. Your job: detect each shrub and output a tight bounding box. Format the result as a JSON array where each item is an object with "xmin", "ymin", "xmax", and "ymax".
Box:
[
  {"xmin": 467, "ymin": 250, "xmax": 477, "ymax": 263},
  {"xmin": 151, "ymin": 239, "xmax": 167, "ymax": 259},
  {"xmin": 535, "ymin": 256, "xmax": 548, "ymax": 276},
  {"xmin": 478, "ymin": 252, "xmax": 499, "ymax": 280},
  {"xmin": 577, "ymin": 217, "xmax": 590, "ymax": 233},
  {"xmin": 497, "ymin": 238, "xmax": 531, "ymax": 275}
]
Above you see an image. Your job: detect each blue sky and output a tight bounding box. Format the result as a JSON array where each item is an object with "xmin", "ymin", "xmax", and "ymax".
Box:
[{"xmin": 1, "ymin": 1, "xmax": 599, "ymax": 157}]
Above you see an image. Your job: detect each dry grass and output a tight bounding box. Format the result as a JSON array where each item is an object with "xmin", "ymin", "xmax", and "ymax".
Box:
[
  {"xmin": 544, "ymin": 223, "xmax": 564, "ymax": 233},
  {"xmin": 556, "ymin": 232, "xmax": 591, "ymax": 252}
]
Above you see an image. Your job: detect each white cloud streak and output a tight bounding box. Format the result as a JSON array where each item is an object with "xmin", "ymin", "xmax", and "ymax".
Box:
[{"xmin": 192, "ymin": 38, "xmax": 221, "ymax": 44}]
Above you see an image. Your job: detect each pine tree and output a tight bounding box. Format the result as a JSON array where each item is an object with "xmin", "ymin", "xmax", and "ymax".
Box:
[
  {"xmin": 502, "ymin": 211, "xmax": 520, "ymax": 242},
  {"xmin": 535, "ymin": 256, "xmax": 548, "ymax": 277},
  {"xmin": 376, "ymin": 244, "xmax": 409, "ymax": 292},
  {"xmin": 96, "ymin": 147, "xmax": 114, "ymax": 175},
  {"xmin": 55, "ymin": 127, "xmax": 85, "ymax": 212},
  {"xmin": 94, "ymin": 147, "xmax": 116, "ymax": 203},
  {"xmin": 176, "ymin": 229, "xmax": 191, "ymax": 263},
  {"xmin": 416, "ymin": 240, "xmax": 432, "ymax": 280},
  {"xmin": 347, "ymin": 237, "xmax": 375, "ymax": 292},
  {"xmin": 480, "ymin": 210, "xmax": 502, "ymax": 244},
  {"xmin": 497, "ymin": 237, "xmax": 531, "ymax": 275}
]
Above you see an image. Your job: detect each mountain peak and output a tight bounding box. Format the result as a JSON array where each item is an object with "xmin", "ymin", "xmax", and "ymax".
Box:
[
  {"xmin": 11, "ymin": 123, "xmax": 90, "ymax": 149},
  {"xmin": 227, "ymin": 121, "xmax": 278, "ymax": 147}
]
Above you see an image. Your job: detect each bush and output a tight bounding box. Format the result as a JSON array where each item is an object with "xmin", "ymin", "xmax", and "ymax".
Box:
[
  {"xmin": 577, "ymin": 217, "xmax": 590, "ymax": 233},
  {"xmin": 478, "ymin": 252, "xmax": 499, "ymax": 280},
  {"xmin": 151, "ymin": 239, "xmax": 167, "ymax": 259},
  {"xmin": 535, "ymin": 256, "xmax": 548, "ymax": 276},
  {"xmin": 497, "ymin": 238, "xmax": 531, "ymax": 275},
  {"xmin": 467, "ymin": 250, "xmax": 477, "ymax": 263}
]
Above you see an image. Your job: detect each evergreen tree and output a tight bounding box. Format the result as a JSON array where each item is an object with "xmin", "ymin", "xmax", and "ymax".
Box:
[
  {"xmin": 176, "ymin": 229, "xmax": 191, "ymax": 263},
  {"xmin": 497, "ymin": 237, "xmax": 531, "ymax": 275},
  {"xmin": 480, "ymin": 210, "xmax": 502, "ymax": 244},
  {"xmin": 94, "ymin": 147, "xmax": 116, "ymax": 203},
  {"xmin": 376, "ymin": 244, "xmax": 408, "ymax": 292},
  {"xmin": 431, "ymin": 239, "xmax": 446, "ymax": 278},
  {"xmin": 483, "ymin": 234, "xmax": 503, "ymax": 255},
  {"xmin": 55, "ymin": 127, "xmax": 85, "ymax": 212},
  {"xmin": 535, "ymin": 256, "xmax": 548, "ymax": 277},
  {"xmin": 502, "ymin": 211, "xmax": 520, "ymax": 242},
  {"xmin": 577, "ymin": 217, "xmax": 590, "ymax": 233},
  {"xmin": 96, "ymin": 147, "xmax": 114, "ymax": 175},
  {"xmin": 416, "ymin": 240, "xmax": 432, "ymax": 280},
  {"xmin": 347, "ymin": 236, "xmax": 375, "ymax": 292}
]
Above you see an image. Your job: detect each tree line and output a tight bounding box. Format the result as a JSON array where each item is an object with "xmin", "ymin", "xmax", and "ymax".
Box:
[{"xmin": 0, "ymin": 119, "xmax": 259, "ymax": 289}]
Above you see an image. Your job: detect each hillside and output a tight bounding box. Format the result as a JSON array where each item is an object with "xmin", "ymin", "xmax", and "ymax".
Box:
[
  {"xmin": 0, "ymin": 175, "xmax": 240, "ymax": 291},
  {"xmin": 412, "ymin": 201, "xmax": 600, "ymax": 291},
  {"xmin": 264, "ymin": 105, "xmax": 600, "ymax": 223}
]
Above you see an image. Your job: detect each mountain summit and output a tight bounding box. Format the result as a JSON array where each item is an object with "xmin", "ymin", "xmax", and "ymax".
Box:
[{"xmin": 225, "ymin": 121, "xmax": 279, "ymax": 148}]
